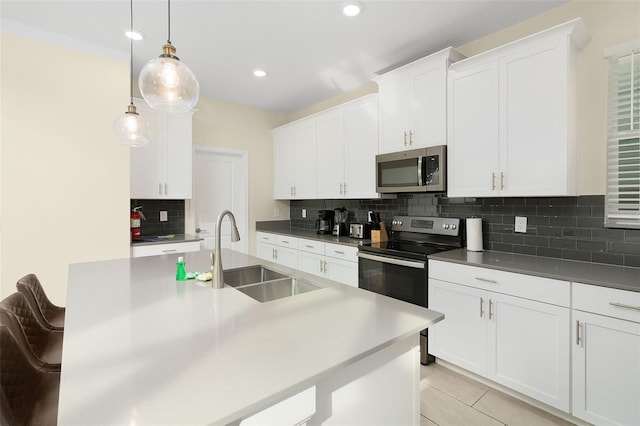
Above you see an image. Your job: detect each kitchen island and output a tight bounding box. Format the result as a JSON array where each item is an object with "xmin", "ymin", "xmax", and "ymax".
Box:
[{"xmin": 58, "ymin": 249, "xmax": 444, "ymax": 425}]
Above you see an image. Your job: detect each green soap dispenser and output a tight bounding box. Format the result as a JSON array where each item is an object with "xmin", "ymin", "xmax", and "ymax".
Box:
[{"xmin": 176, "ymin": 256, "xmax": 187, "ymax": 281}]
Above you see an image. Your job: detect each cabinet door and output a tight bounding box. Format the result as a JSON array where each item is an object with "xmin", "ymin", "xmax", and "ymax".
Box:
[
  {"xmin": 276, "ymin": 246, "xmax": 298, "ymax": 269},
  {"xmin": 130, "ymin": 104, "xmax": 163, "ymax": 198},
  {"xmin": 489, "ymin": 293, "xmax": 570, "ymax": 412},
  {"xmin": 298, "ymin": 250, "xmax": 324, "ymax": 278},
  {"xmin": 316, "ymin": 110, "xmax": 344, "ymax": 198},
  {"xmin": 428, "ymin": 279, "xmax": 488, "ymax": 375},
  {"xmin": 378, "ymin": 72, "xmax": 411, "ymax": 154},
  {"xmin": 164, "ymin": 112, "xmax": 192, "ymax": 199},
  {"xmin": 324, "ymin": 257, "xmax": 358, "ymax": 287},
  {"xmin": 447, "ymin": 61, "xmax": 500, "ymax": 197},
  {"xmin": 501, "ymin": 39, "xmax": 575, "ymax": 196},
  {"xmin": 344, "ymin": 96, "xmax": 379, "ymax": 198},
  {"xmin": 293, "ymin": 120, "xmax": 317, "ymax": 199},
  {"xmin": 273, "ymin": 126, "xmax": 295, "ymax": 199},
  {"xmin": 573, "ymin": 310, "xmax": 640, "ymax": 426},
  {"xmin": 412, "ymin": 65, "xmax": 447, "ymax": 148},
  {"xmin": 256, "ymin": 241, "xmax": 275, "ymax": 262}
]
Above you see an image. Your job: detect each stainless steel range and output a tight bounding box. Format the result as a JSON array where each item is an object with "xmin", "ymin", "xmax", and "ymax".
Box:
[{"xmin": 357, "ymin": 216, "xmax": 463, "ymax": 365}]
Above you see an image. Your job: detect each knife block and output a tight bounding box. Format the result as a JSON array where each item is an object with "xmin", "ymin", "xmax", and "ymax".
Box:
[{"xmin": 371, "ymin": 222, "xmax": 388, "ymax": 243}]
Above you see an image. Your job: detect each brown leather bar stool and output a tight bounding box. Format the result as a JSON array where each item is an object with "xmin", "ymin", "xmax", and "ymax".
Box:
[
  {"xmin": 0, "ymin": 324, "xmax": 60, "ymax": 426},
  {"xmin": 0, "ymin": 292, "xmax": 63, "ymax": 372},
  {"xmin": 17, "ymin": 273, "xmax": 65, "ymax": 330}
]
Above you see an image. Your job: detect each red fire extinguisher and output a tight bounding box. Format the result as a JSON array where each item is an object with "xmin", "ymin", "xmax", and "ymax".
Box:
[{"xmin": 131, "ymin": 206, "xmax": 146, "ymax": 240}]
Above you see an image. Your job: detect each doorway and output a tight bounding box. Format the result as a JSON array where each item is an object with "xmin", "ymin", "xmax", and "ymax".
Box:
[{"xmin": 190, "ymin": 146, "xmax": 249, "ymax": 254}]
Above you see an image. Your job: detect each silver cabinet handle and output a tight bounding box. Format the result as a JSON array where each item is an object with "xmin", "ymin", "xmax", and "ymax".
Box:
[
  {"xmin": 334, "ymin": 250, "xmax": 345, "ymax": 255},
  {"xmin": 475, "ymin": 277, "xmax": 498, "ymax": 284},
  {"xmin": 409, "ymin": 130, "xmax": 413, "ymax": 145},
  {"xmin": 162, "ymin": 249, "xmax": 176, "ymax": 253},
  {"xmin": 305, "ymin": 245, "xmax": 315, "ymax": 249},
  {"xmin": 343, "ymin": 183, "xmax": 347, "ymax": 195},
  {"xmin": 403, "ymin": 131, "xmax": 407, "ymax": 146},
  {"xmin": 320, "ymin": 260, "xmax": 324, "ymax": 273},
  {"xmin": 164, "ymin": 183, "xmax": 168, "ymax": 195},
  {"xmin": 500, "ymin": 172, "xmax": 505, "ymax": 190},
  {"xmin": 281, "ymin": 240, "xmax": 289, "ymax": 244},
  {"xmin": 290, "ymin": 187, "xmax": 293, "ymax": 197},
  {"xmin": 609, "ymin": 302, "xmax": 640, "ymax": 311},
  {"xmin": 492, "ymin": 173, "xmax": 496, "ymax": 190},
  {"xmin": 324, "ymin": 261, "xmax": 328, "ymax": 273},
  {"xmin": 489, "ymin": 299, "xmax": 494, "ymax": 320},
  {"xmin": 159, "ymin": 183, "xmax": 163, "ymax": 195},
  {"xmin": 262, "ymin": 236, "xmax": 269, "ymax": 240},
  {"xmin": 576, "ymin": 320, "xmax": 581, "ymax": 346},
  {"xmin": 195, "ymin": 228, "xmax": 208, "ymax": 233},
  {"xmin": 340, "ymin": 183, "xmax": 344, "ymax": 195},
  {"xmin": 480, "ymin": 297, "xmax": 485, "ymax": 318}
]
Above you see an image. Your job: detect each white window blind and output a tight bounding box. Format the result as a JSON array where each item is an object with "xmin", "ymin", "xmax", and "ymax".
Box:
[{"xmin": 605, "ymin": 41, "xmax": 640, "ymax": 229}]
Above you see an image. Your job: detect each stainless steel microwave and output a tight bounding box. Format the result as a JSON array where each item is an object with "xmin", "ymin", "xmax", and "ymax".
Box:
[{"xmin": 376, "ymin": 146, "xmax": 446, "ymax": 193}]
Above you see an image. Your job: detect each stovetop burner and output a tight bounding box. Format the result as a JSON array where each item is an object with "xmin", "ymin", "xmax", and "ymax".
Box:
[{"xmin": 359, "ymin": 216, "xmax": 463, "ymax": 261}]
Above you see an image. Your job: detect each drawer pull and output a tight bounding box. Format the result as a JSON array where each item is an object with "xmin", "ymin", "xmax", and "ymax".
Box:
[
  {"xmin": 489, "ymin": 299, "xmax": 494, "ymax": 320},
  {"xmin": 162, "ymin": 249, "xmax": 177, "ymax": 253},
  {"xmin": 480, "ymin": 297, "xmax": 484, "ymax": 318},
  {"xmin": 609, "ymin": 302, "xmax": 640, "ymax": 311},
  {"xmin": 282, "ymin": 240, "xmax": 289, "ymax": 244},
  {"xmin": 576, "ymin": 320, "xmax": 582, "ymax": 346},
  {"xmin": 305, "ymin": 245, "xmax": 315, "ymax": 249},
  {"xmin": 334, "ymin": 250, "xmax": 345, "ymax": 255},
  {"xmin": 475, "ymin": 277, "xmax": 498, "ymax": 284}
]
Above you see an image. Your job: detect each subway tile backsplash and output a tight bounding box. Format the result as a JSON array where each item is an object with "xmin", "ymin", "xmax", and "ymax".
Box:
[
  {"xmin": 291, "ymin": 195, "xmax": 640, "ymax": 268},
  {"xmin": 130, "ymin": 199, "xmax": 185, "ymax": 236}
]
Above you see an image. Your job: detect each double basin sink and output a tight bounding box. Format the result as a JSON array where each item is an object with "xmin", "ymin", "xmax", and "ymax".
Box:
[{"xmin": 224, "ymin": 265, "xmax": 320, "ymax": 303}]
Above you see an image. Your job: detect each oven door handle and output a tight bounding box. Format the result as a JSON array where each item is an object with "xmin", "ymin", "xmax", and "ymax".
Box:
[{"xmin": 357, "ymin": 252, "xmax": 425, "ymax": 269}]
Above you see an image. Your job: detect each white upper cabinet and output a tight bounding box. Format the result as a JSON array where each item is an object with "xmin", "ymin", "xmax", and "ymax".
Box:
[
  {"xmin": 273, "ymin": 118, "xmax": 317, "ymax": 199},
  {"xmin": 273, "ymin": 95, "xmax": 379, "ymax": 200},
  {"xmin": 131, "ymin": 100, "xmax": 193, "ymax": 199},
  {"xmin": 375, "ymin": 47, "xmax": 465, "ymax": 154},
  {"xmin": 447, "ymin": 18, "xmax": 589, "ymax": 198}
]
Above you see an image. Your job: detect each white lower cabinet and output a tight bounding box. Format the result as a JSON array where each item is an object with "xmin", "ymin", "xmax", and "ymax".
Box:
[
  {"xmin": 130, "ymin": 241, "xmax": 201, "ymax": 258},
  {"xmin": 256, "ymin": 232, "xmax": 298, "ymax": 269},
  {"xmin": 241, "ymin": 386, "xmax": 315, "ymax": 426},
  {"xmin": 429, "ymin": 260, "xmax": 570, "ymax": 412},
  {"xmin": 572, "ymin": 283, "xmax": 640, "ymax": 426}
]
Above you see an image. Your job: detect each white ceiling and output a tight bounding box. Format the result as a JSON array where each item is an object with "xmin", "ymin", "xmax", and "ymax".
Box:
[{"xmin": 1, "ymin": 0, "xmax": 568, "ymax": 113}]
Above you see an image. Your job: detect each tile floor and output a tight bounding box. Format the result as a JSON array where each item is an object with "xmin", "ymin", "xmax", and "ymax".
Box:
[{"xmin": 420, "ymin": 362, "xmax": 576, "ymax": 426}]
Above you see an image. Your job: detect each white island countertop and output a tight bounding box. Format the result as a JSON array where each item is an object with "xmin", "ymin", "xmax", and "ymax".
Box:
[{"xmin": 58, "ymin": 249, "xmax": 443, "ymax": 425}]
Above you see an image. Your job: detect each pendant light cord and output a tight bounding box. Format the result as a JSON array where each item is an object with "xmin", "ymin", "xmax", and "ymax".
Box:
[
  {"xmin": 129, "ymin": 0, "xmax": 134, "ymax": 104},
  {"xmin": 167, "ymin": 0, "xmax": 171, "ymax": 43}
]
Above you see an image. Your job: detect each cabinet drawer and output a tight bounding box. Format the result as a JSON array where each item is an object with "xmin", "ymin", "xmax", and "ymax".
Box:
[
  {"xmin": 298, "ymin": 238, "xmax": 325, "ymax": 255},
  {"xmin": 324, "ymin": 242, "xmax": 358, "ymax": 262},
  {"xmin": 573, "ymin": 282, "xmax": 640, "ymax": 323},
  {"xmin": 131, "ymin": 241, "xmax": 201, "ymax": 258},
  {"xmin": 277, "ymin": 235, "xmax": 298, "ymax": 249},
  {"xmin": 256, "ymin": 232, "xmax": 277, "ymax": 244},
  {"xmin": 429, "ymin": 260, "xmax": 570, "ymax": 307}
]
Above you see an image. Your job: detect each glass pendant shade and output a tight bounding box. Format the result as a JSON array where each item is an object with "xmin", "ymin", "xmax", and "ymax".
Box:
[
  {"xmin": 139, "ymin": 43, "xmax": 199, "ymax": 113},
  {"xmin": 114, "ymin": 104, "xmax": 150, "ymax": 147}
]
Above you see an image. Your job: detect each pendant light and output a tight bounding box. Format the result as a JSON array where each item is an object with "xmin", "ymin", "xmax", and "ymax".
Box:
[
  {"xmin": 114, "ymin": 0, "xmax": 150, "ymax": 147},
  {"xmin": 138, "ymin": 0, "xmax": 199, "ymax": 113}
]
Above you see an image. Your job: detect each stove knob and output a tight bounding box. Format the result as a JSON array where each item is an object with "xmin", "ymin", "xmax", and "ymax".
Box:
[
  {"xmin": 443, "ymin": 224, "xmax": 450, "ymax": 229},
  {"xmin": 451, "ymin": 224, "xmax": 457, "ymax": 230},
  {"xmin": 398, "ymin": 220, "xmax": 403, "ymax": 226},
  {"xmin": 392, "ymin": 220, "xmax": 397, "ymax": 226}
]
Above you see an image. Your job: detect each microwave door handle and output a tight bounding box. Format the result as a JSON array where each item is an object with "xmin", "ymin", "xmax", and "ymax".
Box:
[{"xmin": 417, "ymin": 157, "xmax": 423, "ymax": 186}]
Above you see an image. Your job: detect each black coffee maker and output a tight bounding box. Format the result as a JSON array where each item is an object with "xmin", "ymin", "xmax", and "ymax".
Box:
[{"xmin": 316, "ymin": 210, "xmax": 335, "ymax": 235}]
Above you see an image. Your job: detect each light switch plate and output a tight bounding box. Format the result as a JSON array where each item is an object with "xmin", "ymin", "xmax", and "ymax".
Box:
[
  {"xmin": 302, "ymin": 209, "xmax": 307, "ymax": 218},
  {"xmin": 515, "ymin": 216, "xmax": 527, "ymax": 233},
  {"xmin": 160, "ymin": 211, "xmax": 168, "ymax": 222}
]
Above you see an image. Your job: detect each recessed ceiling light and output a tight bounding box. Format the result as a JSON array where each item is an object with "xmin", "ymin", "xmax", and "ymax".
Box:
[
  {"xmin": 342, "ymin": 2, "xmax": 363, "ymax": 17},
  {"xmin": 253, "ymin": 69, "xmax": 267, "ymax": 78},
  {"xmin": 125, "ymin": 30, "xmax": 144, "ymax": 41}
]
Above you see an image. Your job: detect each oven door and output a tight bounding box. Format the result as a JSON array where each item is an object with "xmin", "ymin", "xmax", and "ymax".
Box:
[{"xmin": 357, "ymin": 251, "xmax": 427, "ymax": 307}]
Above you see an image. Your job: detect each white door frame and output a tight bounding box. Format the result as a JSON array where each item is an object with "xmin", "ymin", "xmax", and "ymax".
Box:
[{"xmin": 187, "ymin": 145, "xmax": 249, "ymax": 254}]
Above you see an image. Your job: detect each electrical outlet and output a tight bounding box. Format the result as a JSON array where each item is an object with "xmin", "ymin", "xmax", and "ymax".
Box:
[
  {"xmin": 515, "ymin": 216, "xmax": 527, "ymax": 233},
  {"xmin": 302, "ymin": 208, "xmax": 307, "ymax": 218},
  {"xmin": 160, "ymin": 211, "xmax": 168, "ymax": 222},
  {"xmin": 274, "ymin": 208, "xmax": 280, "ymax": 217}
]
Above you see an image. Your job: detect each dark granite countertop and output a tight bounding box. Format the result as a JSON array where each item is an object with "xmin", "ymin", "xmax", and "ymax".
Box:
[{"xmin": 429, "ymin": 248, "xmax": 640, "ymax": 293}]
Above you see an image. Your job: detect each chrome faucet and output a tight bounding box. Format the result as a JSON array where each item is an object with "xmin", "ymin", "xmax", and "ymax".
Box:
[{"xmin": 211, "ymin": 210, "xmax": 241, "ymax": 289}]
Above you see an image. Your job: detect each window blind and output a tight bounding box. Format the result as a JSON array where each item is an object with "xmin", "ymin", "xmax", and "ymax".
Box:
[{"xmin": 605, "ymin": 42, "xmax": 640, "ymax": 229}]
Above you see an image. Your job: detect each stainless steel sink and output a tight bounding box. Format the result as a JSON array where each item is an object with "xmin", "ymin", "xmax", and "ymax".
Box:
[
  {"xmin": 223, "ymin": 265, "xmax": 288, "ymax": 287},
  {"xmin": 236, "ymin": 278, "xmax": 320, "ymax": 303}
]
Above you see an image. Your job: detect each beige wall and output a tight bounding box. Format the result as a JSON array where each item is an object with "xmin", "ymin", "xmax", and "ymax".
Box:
[
  {"xmin": 189, "ymin": 97, "xmax": 288, "ymax": 254},
  {"xmin": 0, "ymin": 33, "xmax": 131, "ymax": 304},
  {"xmin": 286, "ymin": 0, "xmax": 640, "ymax": 195}
]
